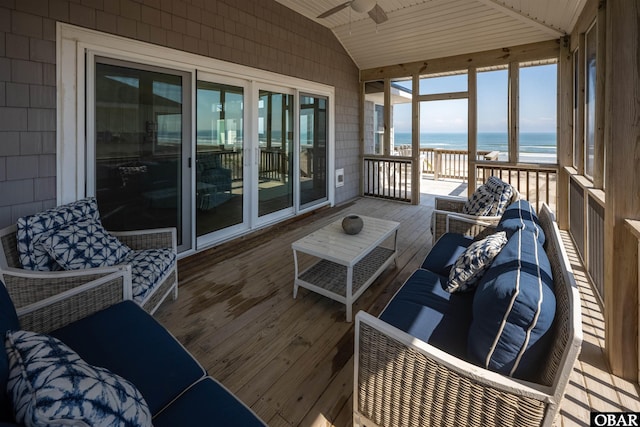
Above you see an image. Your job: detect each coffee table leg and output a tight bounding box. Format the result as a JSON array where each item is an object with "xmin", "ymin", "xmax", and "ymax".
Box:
[
  {"xmin": 393, "ymin": 229, "xmax": 399, "ymax": 267},
  {"xmin": 293, "ymin": 249, "xmax": 299, "ymax": 299},
  {"xmin": 346, "ymin": 265, "xmax": 353, "ymax": 322}
]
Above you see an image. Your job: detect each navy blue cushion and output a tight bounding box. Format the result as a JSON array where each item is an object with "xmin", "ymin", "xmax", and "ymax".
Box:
[
  {"xmin": 496, "ymin": 199, "xmax": 545, "ymax": 245},
  {"xmin": 153, "ymin": 377, "xmax": 265, "ymax": 427},
  {"xmin": 380, "ymin": 269, "xmax": 474, "ymax": 359},
  {"xmin": 421, "ymin": 233, "xmax": 473, "ymax": 277},
  {"xmin": 50, "ymin": 301, "xmax": 206, "ymax": 415},
  {"xmin": 468, "ymin": 228, "xmax": 556, "ymax": 380},
  {"xmin": 0, "ymin": 282, "xmax": 19, "ymax": 423}
]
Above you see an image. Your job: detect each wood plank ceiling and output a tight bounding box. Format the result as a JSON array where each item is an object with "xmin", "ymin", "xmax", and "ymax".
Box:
[{"xmin": 273, "ymin": 0, "xmax": 587, "ymax": 70}]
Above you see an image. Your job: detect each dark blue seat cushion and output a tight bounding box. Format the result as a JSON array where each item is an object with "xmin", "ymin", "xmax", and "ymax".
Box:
[
  {"xmin": 50, "ymin": 301, "xmax": 206, "ymax": 415},
  {"xmin": 0, "ymin": 282, "xmax": 19, "ymax": 423},
  {"xmin": 152, "ymin": 377, "xmax": 265, "ymax": 427},
  {"xmin": 468, "ymin": 228, "xmax": 556, "ymax": 380},
  {"xmin": 421, "ymin": 233, "xmax": 473, "ymax": 277},
  {"xmin": 379, "ymin": 269, "xmax": 474, "ymax": 359},
  {"xmin": 496, "ymin": 199, "xmax": 545, "ymax": 245}
]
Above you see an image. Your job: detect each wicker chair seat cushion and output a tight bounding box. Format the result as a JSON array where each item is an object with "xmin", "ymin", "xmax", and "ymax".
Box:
[
  {"xmin": 122, "ymin": 249, "xmax": 176, "ymax": 303},
  {"xmin": 469, "ymin": 226, "xmax": 556, "ymax": 380},
  {"xmin": 446, "ymin": 231, "xmax": 508, "ymax": 293},
  {"xmin": 153, "ymin": 377, "xmax": 266, "ymax": 427},
  {"xmin": 379, "ymin": 268, "xmax": 474, "ymax": 359},
  {"xmin": 40, "ymin": 219, "xmax": 132, "ymax": 270},
  {"xmin": 497, "ymin": 199, "xmax": 546, "ymax": 244},
  {"xmin": 50, "ymin": 301, "xmax": 206, "ymax": 415},
  {"xmin": 421, "ymin": 232, "xmax": 473, "ymax": 277},
  {"xmin": 5, "ymin": 330, "xmax": 152, "ymax": 427},
  {"xmin": 16, "ymin": 198, "xmax": 100, "ymax": 271},
  {"xmin": 0, "ymin": 282, "xmax": 19, "ymax": 423}
]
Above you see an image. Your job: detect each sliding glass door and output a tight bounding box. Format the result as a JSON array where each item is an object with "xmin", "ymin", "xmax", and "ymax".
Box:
[
  {"xmin": 257, "ymin": 89, "xmax": 294, "ymax": 219},
  {"xmin": 299, "ymin": 94, "xmax": 328, "ymax": 209},
  {"xmin": 90, "ymin": 58, "xmax": 330, "ymax": 253},
  {"xmin": 196, "ymin": 79, "xmax": 246, "ymax": 239},
  {"xmin": 93, "ymin": 59, "xmax": 191, "ymax": 251}
]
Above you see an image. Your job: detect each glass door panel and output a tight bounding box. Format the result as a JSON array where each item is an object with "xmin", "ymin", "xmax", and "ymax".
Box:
[
  {"xmin": 94, "ymin": 61, "xmax": 189, "ymax": 249},
  {"xmin": 196, "ymin": 81, "xmax": 244, "ymax": 236},
  {"xmin": 299, "ymin": 94, "xmax": 328, "ymax": 208},
  {"xmin": 258, "ymin": 90, "xmax": 294, "ymax": 217}
]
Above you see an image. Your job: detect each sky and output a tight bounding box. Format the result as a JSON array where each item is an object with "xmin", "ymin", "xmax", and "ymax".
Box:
[{"xmin": 391, "ymin": 63, "xmax": 557, "ymax": 134}]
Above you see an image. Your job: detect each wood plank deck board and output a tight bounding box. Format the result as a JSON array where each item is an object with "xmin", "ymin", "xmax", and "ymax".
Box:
[{"xmin": 154, "ymin": 184, "xmax": 639, "ymax": 426}]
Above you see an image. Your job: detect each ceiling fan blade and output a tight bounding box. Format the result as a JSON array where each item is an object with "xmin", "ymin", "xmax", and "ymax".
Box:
[
  {"xmin": 317, "ymin": 1, "xmax": 352, "ymax": 19},
  {"xmin": 368, "ymin": 4, "xmax": 388, "ymax": 24}
]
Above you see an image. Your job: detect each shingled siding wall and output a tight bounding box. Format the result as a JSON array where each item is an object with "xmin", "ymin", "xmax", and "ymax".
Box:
[{"xmin": 0, "ymin": 0, "xmax": 360, "ymax": 228}]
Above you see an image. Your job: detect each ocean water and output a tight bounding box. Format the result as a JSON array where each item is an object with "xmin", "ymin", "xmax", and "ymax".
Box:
[{"xmin": 394, "ymin": 132, "xmax": 556, "ymax": 154}]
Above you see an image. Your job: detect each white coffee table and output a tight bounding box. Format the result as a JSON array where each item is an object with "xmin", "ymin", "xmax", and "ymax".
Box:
[{"xmin": 292, "ymin": 215, "xmax": 400, "ymax": 322}]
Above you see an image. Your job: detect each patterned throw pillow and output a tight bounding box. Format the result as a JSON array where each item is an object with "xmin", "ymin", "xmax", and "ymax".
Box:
[
  {"xmin": 461, "ymin": 184, "xmax": 496, "ymax": 216},
  {"xmin": 16, "ymin": 198, "xmax": 100, "ymax": 271},
  {"xmin": 40, "ymin": 219, "xmax": 132, "ymax": 270},
  {"xmin": 5, "ymin": 330, "xmax": 152, "ymax": 427},
  {"xmin": 485, "ymin": 176, "xmax": 515, "ymax": 216},
  {"xmin": 124, "ymin": 248, "xmax": 177, "ymax": 303},
  {"xmin": 445, "ymin": 231, "xmax": 508, "ymax": 293}
]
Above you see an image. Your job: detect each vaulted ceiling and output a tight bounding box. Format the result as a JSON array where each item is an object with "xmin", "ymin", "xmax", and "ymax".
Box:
[{"xmin": 273, "ymin": 0, "xmax": 587, "ymax": 69}]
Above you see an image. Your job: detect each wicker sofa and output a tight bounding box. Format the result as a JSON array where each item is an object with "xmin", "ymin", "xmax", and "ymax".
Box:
[
  {"xmin": 354, "ymin": 200, "xmax": 582, "ymax": 427},
  {"xmin": 0, "ymin": 272, "xmax": 266, "ymax": 426}
]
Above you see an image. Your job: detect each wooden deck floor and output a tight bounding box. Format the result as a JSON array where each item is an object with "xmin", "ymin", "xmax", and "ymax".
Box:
[{"xmin": 154, "ymin": 179, "xmax": 640, "ymax": 426}]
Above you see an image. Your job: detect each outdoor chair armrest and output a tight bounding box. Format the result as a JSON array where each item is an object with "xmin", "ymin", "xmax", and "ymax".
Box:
[
  {"xmin": 446, "ymin": 214, "xmax": 499, "ymax": 238},
  {"xmin": 111, "ymin": 227, "xmax": 177, "ymax": 251},
  {"xmin": 4, "ymin": 268, "xmax": 132, "ymax": 333},
  {"xmin": 354, "ymin": 311, "xmax": 555, "ymax": 427},
  {"xmin": 434, "ymin": 195, "xmax": 467, "ymax": 212}
]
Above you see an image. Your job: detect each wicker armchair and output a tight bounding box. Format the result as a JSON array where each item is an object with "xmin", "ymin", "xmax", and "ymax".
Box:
[
  {"xmin": 354, "ymin": 204, "xmax": 582, "ymax": 427},
  {"xmin": 431, "ymin": 188, "xmax": 520, "ymax": 242},
  {"xmin": 0, "ymin": 220, "xmax": 178, "ymax": 317},
  {"xmin": 2, "ymin": 266, "xmax": 130, "ymax": 334}
]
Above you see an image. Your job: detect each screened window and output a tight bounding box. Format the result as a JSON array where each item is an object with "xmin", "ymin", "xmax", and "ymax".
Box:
[
  {"xmin": 585, "ymin": 22, "xmax": 597, "ymax": 178},
  {"xmin": 518, "ymin": 63, "xmax": 558, "ymax": 164}
]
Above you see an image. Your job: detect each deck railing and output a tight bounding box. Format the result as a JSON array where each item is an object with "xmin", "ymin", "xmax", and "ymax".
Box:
[
  {"xmin": 364, "ymin": 149, "xmax": 558, "ymax": 207},
  {"xmin": 419, "ymin": 148, "xmax": 498, "ymax": 181},
  {"xmin": 567, "ymin": 171, "xmax": 605, "ymax": 303},
  {"xmin": 476, "ymin": 163, "xmax": 558, "ymax": 213},
  {"xmin": 197, "ymin": 148, "xmax": 289, "ymax": 182},
  {"xmin": 363, "ymin": 156, "xmax": 412, "ymax": 203}
]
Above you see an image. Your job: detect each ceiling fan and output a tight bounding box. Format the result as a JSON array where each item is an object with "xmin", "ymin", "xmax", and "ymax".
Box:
[{"xmin": 317, "ymin": 0, "xmax": 388, "ymax": 24}]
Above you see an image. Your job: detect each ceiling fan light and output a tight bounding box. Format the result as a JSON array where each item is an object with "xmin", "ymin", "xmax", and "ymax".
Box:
[{"xmin": 351, "ymin": 0, "xmax": 376, "ymax": 13}]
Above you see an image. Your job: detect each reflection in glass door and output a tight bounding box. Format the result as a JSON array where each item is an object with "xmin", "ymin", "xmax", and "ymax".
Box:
[
  {"xmin": 258, "ymin": 90, "xmax": 294, "ymax": 217},
  {"xmin": 299, "ymin": 94, "xmax": 328, "ymax": 208},
  {"xmin": 196, "ymin": 81, "xmax": 244, "ymax": 237},
  {"xmin": 94, "ymin": 61, "xmax": 190, "ymax": 249}
]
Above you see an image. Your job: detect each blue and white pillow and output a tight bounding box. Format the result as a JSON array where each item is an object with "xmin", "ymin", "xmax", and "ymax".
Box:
[
  {"xmin": 17, "ymin": 198, "xmax": 100, "ymax": 271},
  {"xmin": 462, "ymin": 184, "xmax": 496, "ymax": 216},
  {"xmin": 5, "ymin": 330, "xmax": 152, "ymax": 427},
  {"xmin": 124, "ymin": 249, "xmax": 177, "ymax": 303},
  {"xmin": 446, "ymin": 231, "xmax": 508, "ymax": 293},
  {"xmin": 40, "ymin": 219, "xmax": 132, "ymax": 270},
  {"xmin": 485, "ymin": 176, "xmax": 515, "ymax": 216}
]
